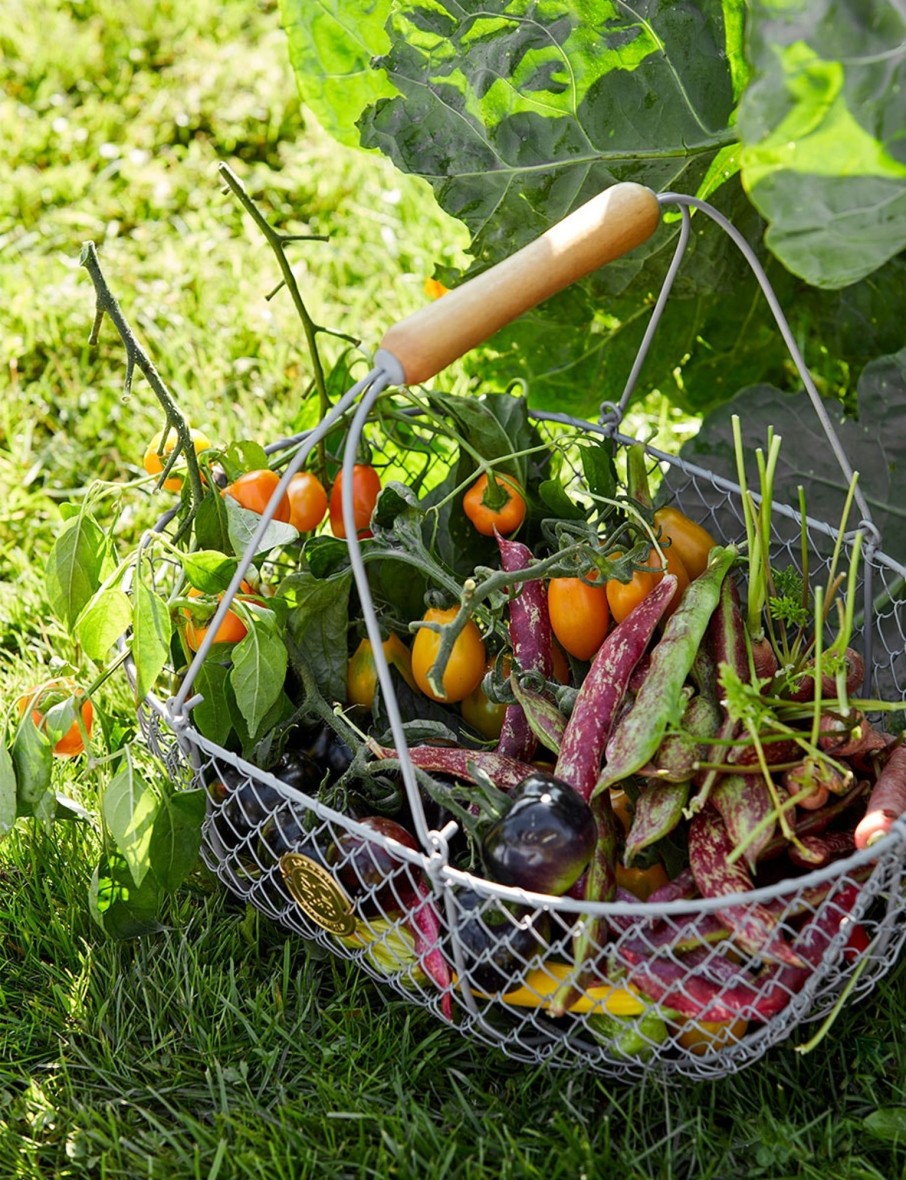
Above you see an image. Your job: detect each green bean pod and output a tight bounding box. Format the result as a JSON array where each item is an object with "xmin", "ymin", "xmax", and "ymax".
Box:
[{"xmin": 595, "ymin": 545, "xmax": 738, "ymax": 797}]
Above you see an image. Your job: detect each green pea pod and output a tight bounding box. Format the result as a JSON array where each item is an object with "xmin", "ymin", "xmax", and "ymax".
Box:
[{"xmin": 595, "ymin": 545, "xmax": 738, "ymax": 797}]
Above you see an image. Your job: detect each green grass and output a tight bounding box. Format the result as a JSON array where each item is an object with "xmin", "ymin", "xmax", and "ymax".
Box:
[{"xmin": 4, "ymin": 2, "xmax": 906, "ymax": 1177}]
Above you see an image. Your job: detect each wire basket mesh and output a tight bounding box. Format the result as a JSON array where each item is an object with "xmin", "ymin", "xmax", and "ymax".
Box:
[{"xmin": 139, "ymin": 185, "xmax": 906, "ymax": 1080}]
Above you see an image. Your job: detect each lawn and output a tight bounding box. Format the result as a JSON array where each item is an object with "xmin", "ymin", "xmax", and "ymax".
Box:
[{"xmin": 3, "ymin": 2, "xmax": 906, "ymax": 1177}]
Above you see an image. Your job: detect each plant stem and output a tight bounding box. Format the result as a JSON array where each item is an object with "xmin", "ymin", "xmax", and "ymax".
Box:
[
  {"xmin": 218, "ymin": 162, "xmax": 338, "ymax": 483},
  {"xmin": 79, "ymin": 241, "xmax": 205, "ymax": 527}
]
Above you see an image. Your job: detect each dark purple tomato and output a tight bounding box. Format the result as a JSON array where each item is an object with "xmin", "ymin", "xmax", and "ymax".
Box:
[
  {"xmin": 329, "ymin": 816, "xmax": 422, "ymax": 917},
  {"xmin": 449, "ymin": 886, "xmax": 550, "ymax": 993},
  {"xmin": 270, "ymin": 749, "xmax": 323, "ymax": 793},
  {"xmin": 209, "ymin": 781, "xmax": 282, "ymax": 858},
  {"xmin": 480, "ymin": 770, "xmax": 596, "ymax": 895}
]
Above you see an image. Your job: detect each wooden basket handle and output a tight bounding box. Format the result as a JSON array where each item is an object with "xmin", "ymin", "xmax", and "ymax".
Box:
[{"xmin": 376, "ymin": 182, "xmax": 661, "ymax": 387}]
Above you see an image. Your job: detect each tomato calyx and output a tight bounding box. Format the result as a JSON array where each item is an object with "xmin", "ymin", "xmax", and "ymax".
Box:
[{"xmin": 463, "ymin": 471, "xmax": 526, "ymax": 537}]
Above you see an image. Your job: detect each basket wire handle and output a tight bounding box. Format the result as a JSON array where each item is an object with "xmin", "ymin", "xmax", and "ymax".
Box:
[
  {"xmin": 654, "ymin": 193, "xmax": 876, "ymax": 538},
  {"xmin": 170, "ymin": 367, "xmax": 383, "ymax": 717},
  {"xmin": 376, "ymin": 182, "xmax": 662, "ymax": 387}
]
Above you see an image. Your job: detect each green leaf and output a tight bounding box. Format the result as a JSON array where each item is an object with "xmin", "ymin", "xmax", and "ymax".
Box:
[
  {"xmin": 284, "ymin": 569, "xmax": 353, "ymax": 702},
  {"xmin": 101, "ymin": 755, "xmax": 160, "ymax": 887},
  {"xmin": 0, "ymin": 735, "xmax": 17, "ymax": 838},
  {"xmin": 224, "ymin": 496, "xmax": 299, "ymax": 558},
  {"xmin": 181, "ymin": 551, "xmax": 239, "ymax": 593},
  {"xmin": 89, "ymin": 847, "xmax": 163, "ymax": 939},
  {"xmin": 863, "ymin": 1107, "xmax": 906, "ymax": 1144},
  {"xmin": 46, "ymin": 513, "xmax": 107, "ymax": 630},
  {"xmin": 278, "ymin": 0, "xmax": 398, "ymax": 147},
  {"xmin": 148, "ymin": 789, "xmax": 206, "ymax": 892},
  {"xmin": 739, "ymin": 4, "xmax": 906, "ymax": 287},
  {"xmin": 356, "ymin": 1, "xmax": 741, "ymax": 408},
  {"xmin": 579, "ymin": 440, "xmax": 618, "ymax": 505},
  {"xmin": 427, "ymin": 391, "xmax": 528, "ymax": 484},
  {"xmin": 191, "ymin": 661, "xmax": 234, "ymax": 746},
  {"xmin": 679, "ymin": 347, "xmax": 906, "ymax": 568},
  {"xmin": 538, "ymin": 478, "xmax": 587, "ymax": 521},
  {"xmin": 132, "ymin": 576, "xmax": 173, "ymax": 702},
  {"xmin": 231, "ymin": 691, "xmax": 293, "ymax": 758},
  {"xmin": 220, "ymin": 441, "xmax": 271, "ymax": 481},
  {"xmin": 11, "ymin": 715, "xmax": 53, "ymax": 821},
  {"xmin": 229, "ymin": 609, "xmax": 289, "ymax": 740},
  {"xmin": 76, "ymin": 587, "xmax": 132, "ymax": 661},
  {"xmin": 194, "ymin": 489, "xmax": 231, "ymax": 554},
  {"xmin": 304, "ymin": 535, "xmax": 353, "ymax": 580}
]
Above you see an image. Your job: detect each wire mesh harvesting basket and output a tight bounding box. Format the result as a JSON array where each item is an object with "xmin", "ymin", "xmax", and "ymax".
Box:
[{"xmin": 141, "ymin": 184, "xmax": 906, "ymax": 1081}]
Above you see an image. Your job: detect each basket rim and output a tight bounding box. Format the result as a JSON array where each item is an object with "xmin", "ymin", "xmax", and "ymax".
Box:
[{"xmin": 143, "ymin": 683, "xmax": 905, "ymax": 919}]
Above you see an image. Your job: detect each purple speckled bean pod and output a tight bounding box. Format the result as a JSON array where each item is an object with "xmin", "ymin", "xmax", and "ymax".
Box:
[
  {"xmin": 597, "ymin": 546, "xmax": 737, "ymax": 795},
  {"xmin": 647, "ymin": 867, "xmax": 697, "ymax": 906},
  {"xmin": 555, "ymin": 574, "xmax": 679, "ymax": 800},
  {"xmin": 689, "ymin": 576, "xmax": 748, "ymax": 807},
  {"xmin": 711, "ymin": 772, "xmax": 777, "ymax": 872},
  {"xmin": 509, "ymin": 676, "xmax": 566, "ymax": 754},
  {"xmin": 623, "ymin": 882, "xmax": 863, "ymax": 1022},
  {"xmin": 408, "ymin": 878, "xmax": 453, "ymax": 1021},
  {"xmin": 624, "ymin": 780, "xmax": 690, "ymax": 864},
  {"xmin": 377, "ymin": 745, "xmax": 536, "ymax": 791},
  {"xmin": 688, "ymin": 806, "xmax": 804, "ymax": 967},
  {"xmin": 495, "ymin": 536, "xmax": 552, "ymax": 762}
]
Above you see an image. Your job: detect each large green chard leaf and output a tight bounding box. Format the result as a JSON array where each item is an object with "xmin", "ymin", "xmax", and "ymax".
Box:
[
  {"xmin": 362, "ymin": 0, "xmax": 740, "ymax": 274},
  {"xmin": 279, "ymin": 0, "xmax": 398, "ymax": 147},
  {"xmin": 282, "ymin": 0, "xmax": 758, "ymax": 411},
  {"xmin": 738, "ymin": 1, "xmax": 906, "ymax": 288},
  {"xmin": 280, "ymin": 0, "xmax": 906, "ymax": 420}
]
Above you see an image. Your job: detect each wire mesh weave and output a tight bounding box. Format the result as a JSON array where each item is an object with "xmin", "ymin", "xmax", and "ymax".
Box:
[{"xmin": 138, "ymin": 192, "xmax": 906, "ymax": 1080}]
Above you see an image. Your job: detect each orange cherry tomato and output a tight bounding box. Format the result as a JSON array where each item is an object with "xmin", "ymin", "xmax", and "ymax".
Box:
[
  {"xmin": 615, "ymin": 861, "xmax": 670, "ymax": 901},
  {"xmin": 548, "ymin": 573, "xmax": 609, "ymax": 661},
  {"xmin": 143, "ymin": 427, "xmax": 212, "ymax": 492},
  {"xmin": 654, "ymin": 506, "xmax": 718, "ymax": 581},
  {"xmin": 411, "ymin": 606, "xmax": 486, "ymax": 703},
  {"xmin": 223, "ymin": 469, "xmax": 292, "ymax": 523},
  {"xmin": 606, "ymin": 548, "xmax": 690, "ymax": 625},
  {"xmin": 329, "ymin": 465, "xmax": 382, "ymax": 539},
  {"xmin": 18, "ymin": 679, "xmax": 94, "ymax": 757},
  {"xmin": 461, "ymin": 655, "xmax": 511, "ymax": 740},
  {"xmin": 286, "ymin": 471, "xmax": 328, "ymax": 533},
  {"xmin": 463, "ymin": 472, "xmax": 526, "ymax": 537},
  {"xmin": 346, "ymin": 634, "xmax": 416, "ymax": 710},
  {"xmin": 183, "ymin": 582, "xmax": 256, "ymax": 652}
]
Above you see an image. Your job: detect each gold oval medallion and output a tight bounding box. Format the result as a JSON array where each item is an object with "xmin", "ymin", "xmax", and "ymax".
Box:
[{"xmin": 279, "ymin": 852, "xmax": 356, "ymax": 937}]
